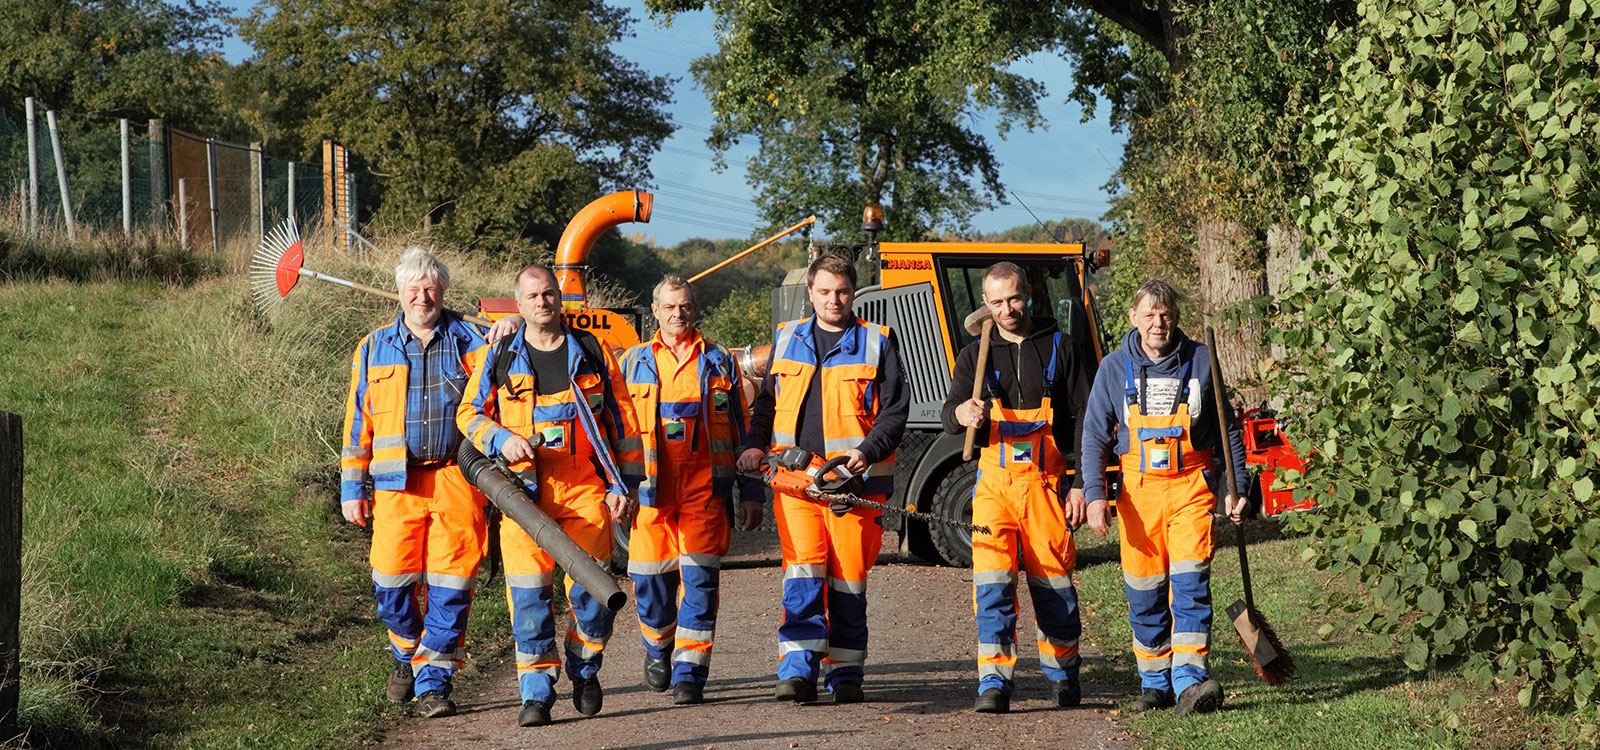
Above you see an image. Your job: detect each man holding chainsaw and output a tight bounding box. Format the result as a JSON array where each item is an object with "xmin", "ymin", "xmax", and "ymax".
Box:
[
  {"xmin": 736, "ymin": 253, "xmax": 910, "ymax": 704},
  {"xmin": 619, "ymin": 275, "xmax": 765, "ymax": 705},
  {"xmin": 340, "ymin": 248, "xmax": 521, "ymax": 719},
  {"xmin": 457, "ymin": 264, "xmax": 643, "ymax": 728},
  {"xmin": 941, "ymin": 262, "xmax": 1095, "ymax": 714},
  {"xmin": 1078, "ymin": 279, "xmax": 1249, "ymax": 717}
]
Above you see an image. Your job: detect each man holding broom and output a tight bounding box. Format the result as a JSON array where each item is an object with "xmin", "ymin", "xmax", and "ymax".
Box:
[{"xmin": 1078, "ymin": 279, "xmax": 1249, "ymax": 717}]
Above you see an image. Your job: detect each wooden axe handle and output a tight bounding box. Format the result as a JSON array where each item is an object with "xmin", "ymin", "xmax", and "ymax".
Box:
[{"xmin": 962, "ymin": 318, "xmax": 994, "ymax": 461}]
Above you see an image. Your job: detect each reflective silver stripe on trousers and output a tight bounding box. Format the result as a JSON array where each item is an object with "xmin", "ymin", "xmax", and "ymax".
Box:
[
  {"xmin": 1136, "ymin": 655, "xmax": 1173, "ymax": 670},
  {"xmin": 828, "ymin": 577, "xmax": 867, "ymax": 595},
  {"xmin": 425, "ymin": 571, "xmax": 475, "ymax": 590},
  {"xmin": 827, "ymin": 646, "xmax": 866, "ymax": 664},
  {"xmin": 370, "ymin": 458, "xmax": 407, "ymax": 475},
  {"xmin": 628, "ymin": 558, "xmax": 680, "ymax": 576},
  {"xmin": 1039, "ymin": 652, "xmax": 1078, "ymax": 669},
  {"xmin": 1133, "ymin": 635, "xmax": 1171, "ymax": 654},
  {"xmin": 1170, "ymin": 559, "xmax": 1210, "ymax": 576},
  {"xmin": 1036, "ymin": 629, "xmax": 1079, "ymax": 649},
  {"xmin": 978, "ymin": 642, "xmax": 1015, "ymax": 658},
  {"xmin": 784, "ymin": 564, "xmax": 827, "ymax": 580},
  {"xmin": 415, "ymin": 644, "xmax": 463, "ymax": 668},
  {"xmin": 673, "ymin": 649, "xmax": 712, "ymax": 666},
  {"xmin": 373, "ymin": 434, "xmax": 407, "ymax": 451},
  {"xmin": 1172, "ymin": 652, "xmax": 1208, "ymax": 668},
  {"xmin": 373, "ymin": 571, "xmax": 421, "ymax": 588},
  {"xmin": 342, "ymin": 445, "xmax": 371, "ymax": 460},
  {"xmin": 643, "ymin": 633, "xmax": 673, "ymax": 649},
  {"xmin": 780, "ymin": 639, "xmax": 828, "ymax": 654},
  {"xmin": 978, "ymin": 663, "xmax": 1010, "ymax": 680},
  {"xmin": 772, "ymin": 430, "xmax": 796, "ymax": 447},
  {"xmin": 824, "ymin": 436, "xmax": 864, "ymax": 454},
  {"xmin": 1027, "ymin": 573, "xmax": 1075, "ymax": 590},
  {"xmin": 677, "ymin": 627, "xmax": 714, "ymax": 642},
  {"xmin": 1171, "ymin": 631, "xmax": 1210, "ymax": 647},
  {"xmin": 1124, "ymin": 571, "xmax": 1168, "ymax": 591},
  {"xmin": 342, "ymin": 468, "xmax": 366, "ymax": 483},
  {"xmin": 565, "ymin": 638, "xmax": 602, "ymax": 661},
  {"xmin": 506, "ymin": 572, "xmax": 555, "ymax": 588},
  {"xmin": 973, "ymin": 569, "xmax": 1018, "ymax": 586},
  {"xmin": 681, "ymin": 552, "xmax": 723, "ymax": 569},
  {"xmin": 569, "ymin": 621, "xmax": 610, "ymax": 645}
]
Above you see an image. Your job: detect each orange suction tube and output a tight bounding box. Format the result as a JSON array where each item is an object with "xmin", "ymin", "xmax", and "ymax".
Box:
[{"xmin": 554, "ymin": 190, "xmax": 654, "ymax": 308}]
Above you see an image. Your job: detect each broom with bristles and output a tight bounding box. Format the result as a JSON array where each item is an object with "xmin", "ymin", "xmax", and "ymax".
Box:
[{"xmin": 1206, "ymin": 326, "xmax": 1296, "ymax": 685}]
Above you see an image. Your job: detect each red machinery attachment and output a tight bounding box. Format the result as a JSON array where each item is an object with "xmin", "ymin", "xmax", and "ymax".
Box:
[{"xmin": 1239, "ymin": 407, "xmax": 1317, "ymax": 515}]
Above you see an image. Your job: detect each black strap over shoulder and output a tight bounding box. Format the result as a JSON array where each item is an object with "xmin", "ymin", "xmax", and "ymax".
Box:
[{"xmin": 492, "ymin": 326, "xmax": 609, "ymax": 394}]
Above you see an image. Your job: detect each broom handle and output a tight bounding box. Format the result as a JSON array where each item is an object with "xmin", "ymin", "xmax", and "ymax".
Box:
[
  {"xmin": 962, "ymin": 318, "xmax": 994, "ymax": 461},
  {"xmin": 300, "ymin": 267, "xmax": 495, "ymax": 328},
  {"xmin": 1205, "ymin": 327, "xmax": 1255, "ymax": 613}
]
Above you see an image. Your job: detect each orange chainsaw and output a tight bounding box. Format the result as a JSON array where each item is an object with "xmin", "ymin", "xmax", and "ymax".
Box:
[{"xmin": 746, "ymin": 447, "xmax": 992, "ymax": 535}]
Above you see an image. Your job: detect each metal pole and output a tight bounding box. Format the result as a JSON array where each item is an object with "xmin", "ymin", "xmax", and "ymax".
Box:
[
  {"xmin": 286, "ymin": 161, "xmax": 296, "ymax": 230},
  {"xmin": 45, "ymin": 110, "xmax": 75, "ymax": 241},
  {"xmin": 121, "ymin": 119, "xmax": 132, "ymax": 238},
  {"xmin": 24, "ymin": 98, "xmax": 37, "ymax": 234},
  {"xmin": 206, "ymin": 138, "xmax": 219, "ymax": 253},
  {"xmin": 346, "ymin": 172, "xmax": 357, "ymax": 255},
  {"xmin": 148, "ymin": 119, "xmax": 167, "ymax": 233},
  {"xmin": 178, "ymin": 177, "xmax": 188, "ymax": 251}
]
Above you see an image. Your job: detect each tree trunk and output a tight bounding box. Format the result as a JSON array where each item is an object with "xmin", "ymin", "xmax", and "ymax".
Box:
[{"xmin": 1194, "ymin": 217, "xmax": 1270, "ymax": 406}]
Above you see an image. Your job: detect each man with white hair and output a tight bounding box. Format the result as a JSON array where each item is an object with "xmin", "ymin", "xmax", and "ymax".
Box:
[{"xmin": 340, "ymin": 247, "xmax": 519, "ymax": 718}]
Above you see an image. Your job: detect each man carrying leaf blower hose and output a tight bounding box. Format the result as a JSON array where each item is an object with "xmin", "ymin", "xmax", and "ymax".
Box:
[{"xmin": 1078, "ymin": 279, "xmax": 1250, "ymax": 717}]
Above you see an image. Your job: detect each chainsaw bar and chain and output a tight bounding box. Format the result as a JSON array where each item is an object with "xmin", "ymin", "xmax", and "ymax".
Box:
[{"xmin": 804, "ymin": 486, "xmax": 993, "ymax": 536}]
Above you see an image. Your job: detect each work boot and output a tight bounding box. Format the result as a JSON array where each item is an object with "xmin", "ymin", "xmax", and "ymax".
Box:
[
  {"xmin": 572, "ymin": 676, "xmax": 604, "ymax": 716},
  {"xmin": 1127, "ymin": 688, "xmax": 1175, "ymax": 714},
  {"xmin": 672, "ymin": 682, "xmax": 705, "ymax": 705},
  {"xmin": 774, "ymin": 677, "xmax": 818, "ymax": 703},
  {"xmin": 832, "ymin": 681, "xmax": 865, "ymax": 704},
  {"xmin": 1052, "ymin": 677, "xmax": 1082, "ymax": 708},
  {"xmin": 386, "ymin": 659, "xmax": 415, "ymax": 703},
  {"xmin": 643, "ymin": 654, "xmax": 671, "ymax": 692},
  {"xmin": 415, "ymin": 690, "xmax": 457, "ymax": 719},
  {"xmin": 1174, "ymin": 679, "xmax": 1224, "ymax": 717},
  {"xmin": 518, "ymin": 700, "xmax": 552, "ymax": 727},
  {"xmin": 973, "ymin": 688, "xmax": 1011, "ymax": 714}
]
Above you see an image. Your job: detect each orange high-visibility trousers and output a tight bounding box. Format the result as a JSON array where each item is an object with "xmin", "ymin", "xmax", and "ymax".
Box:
[
  {"xmin": 501, "ymin": 454, "xmax": 616, "ymax": 704},
  {"xmin": 628, "ymin": 456, "xmax": 730, "ymax": 687},
  {"xmin": 774, "ymin": 488, "xmax": 883, "ymax": 691},
  {"xmin": 1118, "ymin": 466, "xmax": 1214, "ymax": 696},
  {"xmin": 972, "ymin": 469, "xmax": 1082, "ymax": 696},
  {"xmin": 369, "ymin": 465, "xmax": 487, "ymax": 697}
]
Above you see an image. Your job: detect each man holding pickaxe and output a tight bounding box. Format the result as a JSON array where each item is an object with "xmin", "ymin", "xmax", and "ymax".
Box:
[
  {"xmin": 1078, "ymin": 279, "xmax": 1249, "ymax": 717},
  {"xmin": 339, "ymin": 248, "xmax": 520, "ymax": 719},
  {"xmin": 736, "ymin": 253, "xmax": 910, "ymax": 704},
  {"xmin": 942, "ymin": 262, "xmax": 1095, "ymax": 714},
  {"xmin": 619, "ymin": 275, "xmax": 765, "ymax": 705}
]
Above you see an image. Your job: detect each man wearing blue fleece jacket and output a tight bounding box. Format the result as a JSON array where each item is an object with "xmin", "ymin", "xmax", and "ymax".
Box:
[{"xmin": 1078, "ymin": 279, "xmax": 1249, "ymax": 718}]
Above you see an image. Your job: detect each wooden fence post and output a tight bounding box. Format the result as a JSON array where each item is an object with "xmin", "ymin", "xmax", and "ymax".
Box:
[{"xmin": 1, "ymin": 411, "xmax": 22, "ymax": 741}]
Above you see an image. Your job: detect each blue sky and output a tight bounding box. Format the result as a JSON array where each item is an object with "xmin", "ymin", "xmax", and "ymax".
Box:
[{"xmin": 218, "ymin": 1, "xmax": 1126, "ymax": 245}]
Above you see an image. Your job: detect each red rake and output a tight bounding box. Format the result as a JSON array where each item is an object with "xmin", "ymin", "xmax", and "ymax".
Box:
[
  {"xmin": 250, "ymin": 220, "xmax": 490, "ymax": 325},
  {"xmin": 1206, "ymin": 326, "xmax": 1296, "ymax": 686}
]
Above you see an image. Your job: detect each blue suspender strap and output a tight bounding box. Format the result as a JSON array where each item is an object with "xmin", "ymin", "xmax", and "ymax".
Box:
[
  {"xmin": 1043, "ymin": 332, "xmax": 1062, "ymax": 391},
  {"xmin": 1123, "ymin": 351, "xmax": 1139, "ymax": 408},
  {"xmin": 1177, "ymin": 343, "xmax": 1193, "ymax": 403}
]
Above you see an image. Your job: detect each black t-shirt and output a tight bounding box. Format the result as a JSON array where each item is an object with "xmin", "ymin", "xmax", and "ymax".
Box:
[{"xmin": 525, "ymin": 340, "xmax": 570, "ymax": 395}]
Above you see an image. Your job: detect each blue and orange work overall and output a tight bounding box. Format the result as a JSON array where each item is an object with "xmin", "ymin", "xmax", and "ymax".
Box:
[
  {"xmin": 341, "ymin": 315, "xmax": 490, "ymax": 697},
  {"xmin": 457, "ymin": 327, "xmax": 643, "ymax": 705},
  {"xmin": 972, "ymin": 332, "xmax": 1082, "ymax": 697},
  {"xmin": 620, "ymin": 331, "xmax": 755, "ymax": 688},
  {"xmin": 766, "ymin": 317, "xmax": 896, "ymax": 692},
  {"xmin": 1118, "ymin": 346, "xmax": 1214, "ymax": 698}
]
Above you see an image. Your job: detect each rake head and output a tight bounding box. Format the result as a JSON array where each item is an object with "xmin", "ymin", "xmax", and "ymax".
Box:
[{"xmin": 251, "ymin": 220, "xmax": 304, "ymax": 314}]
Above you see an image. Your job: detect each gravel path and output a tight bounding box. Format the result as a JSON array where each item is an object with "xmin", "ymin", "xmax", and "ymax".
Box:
[{"xmin": 380, "ymin": 530, "xmax": 1131, "ymax": 749}]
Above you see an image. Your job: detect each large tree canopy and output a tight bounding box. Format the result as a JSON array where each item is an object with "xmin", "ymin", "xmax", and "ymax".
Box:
[
  {"xmin": 647, "ymin": 0, "xmax": 1068, "ymax": 241},
  {"xmin": 240, "ymin": 0, "xmax": 674, "ymax": 252}
]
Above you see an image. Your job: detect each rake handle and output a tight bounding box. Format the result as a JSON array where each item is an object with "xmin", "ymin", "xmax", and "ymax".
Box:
[
  {"xmin": 300, "ymin": 268, "xmax": 494, "ymax": 328},
  {"xmin": 962, "ymin": 318, "xmax": 994, "ymax": 461},
  {"xmin": 1205, "ymin": 326, "xmax": 1255, "ymax": 613}
]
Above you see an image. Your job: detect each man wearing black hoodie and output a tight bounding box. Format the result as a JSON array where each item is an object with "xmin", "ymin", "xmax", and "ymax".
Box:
[
  {"xmin": 1078, "ymin": 279, "xmax": 1249, "ymax": 718},
  {"xmin": 941, "ymin": 262, "xmax": 1095, "ymax": 714}
]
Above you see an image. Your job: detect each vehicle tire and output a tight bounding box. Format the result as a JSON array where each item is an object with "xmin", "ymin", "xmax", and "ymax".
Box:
[{"xmin": 928, "ymin": 462, "xmax": 979, "ymax": 568}]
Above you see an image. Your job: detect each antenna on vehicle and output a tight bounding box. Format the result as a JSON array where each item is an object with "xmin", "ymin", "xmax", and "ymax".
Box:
[{"xmin": 1010, "ymin": 191, "xmax": 1063, "ymax": 243}]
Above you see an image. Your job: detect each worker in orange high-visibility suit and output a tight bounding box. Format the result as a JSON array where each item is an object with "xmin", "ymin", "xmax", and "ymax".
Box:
[
  {"xmin": 942, "ymin": 262, "xmax": 1096, "ymax": 714},
  {"xmin": 619, "ymin": 275, "xmax": 766, "ymax": 705},
  {"xmin": 737, "ymin": 253, "xmax": 910, "ymax": 705},
  {"xmin": 1079, "ymin": 279, "xmax": 1249, "ymax": 718},
  {"xmin": 341, "ymin": 248, "xmax": 521, "ymax": 719},
  {"xmin": 457, "ymin": 264, "xmax": 642, "ymax": 729}
]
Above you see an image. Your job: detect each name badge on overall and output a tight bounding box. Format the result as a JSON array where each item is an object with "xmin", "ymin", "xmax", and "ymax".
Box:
[
  {"xmin": 1149, "ymin": 439, "xmax": 1171, "ymax": 470},
  {"xmin": 540, "ymin": 425, "xmax": 566, "ymax": 450},
  {"xmin": 663, "ymin": 418, "xmax": 687, "ymax": 442},
  {"xmin": 1009, "ymin": 441, "xmax": 1034, "ymax": 464},
  {"xmin": 712, "ymin": 391, "xmax": 730, "ymax": 413}
]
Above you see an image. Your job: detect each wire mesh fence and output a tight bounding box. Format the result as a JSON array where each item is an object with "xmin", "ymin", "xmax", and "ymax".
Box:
[{"xmin": 0, "ymin": 100, "xmax": 348, "ymax": 259}]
